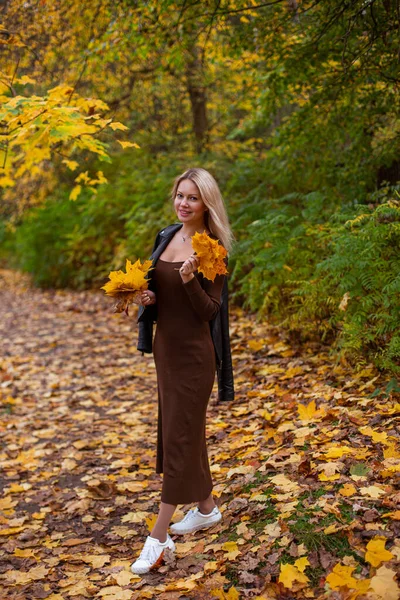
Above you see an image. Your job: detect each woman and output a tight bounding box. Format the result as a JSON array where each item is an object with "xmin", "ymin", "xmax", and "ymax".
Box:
[{"xmin": 130, "ymin": 167, "xmax": 234, "ymax": 575}]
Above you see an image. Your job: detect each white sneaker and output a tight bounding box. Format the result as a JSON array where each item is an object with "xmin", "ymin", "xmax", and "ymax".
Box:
[
  {"xmin": 130, "ymin": 534, "xmax": 175, "ymax": 575},
  {"xmin": 170, "ymin": 506, "xmax": 222, "ymax": 535}
]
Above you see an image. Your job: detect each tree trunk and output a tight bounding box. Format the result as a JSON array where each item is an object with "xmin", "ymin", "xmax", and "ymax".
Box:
[{"xmin": 185, "ymin": 46, "xmax": 208, "ymax": 154}]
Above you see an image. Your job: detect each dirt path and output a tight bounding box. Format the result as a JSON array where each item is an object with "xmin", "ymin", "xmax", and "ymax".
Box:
[{"xmin": 1, "ymin": 270, "xmax": 399, "ymax": 600}]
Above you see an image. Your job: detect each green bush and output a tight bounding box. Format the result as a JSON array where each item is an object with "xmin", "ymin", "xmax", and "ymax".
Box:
[
  {"xmin": 229, "ymin": 191, "xmax": 334, "ymax": 317},
  {"xmin": 13, "ymin": 194, "xmax": 82, "ymax": 288},
  {"xmin": 6, "ymin": 151, "xmax": 205, "ymax": 289},
  {"xmin": 231, "ymin": 189, "xmax": 400, "ymax": 372},
  {"xmin": 4, "ymin": 146, "xmax": 400, "ymax": 374},
  {"xmin": 291, "ymin": 197, "xmax": 400, "ymax": 372}
]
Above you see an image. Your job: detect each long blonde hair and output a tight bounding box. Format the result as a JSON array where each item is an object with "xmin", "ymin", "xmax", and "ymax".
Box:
[{"xmin": 170, "ymin": 167, "xmax": 234, "ymax": 253}]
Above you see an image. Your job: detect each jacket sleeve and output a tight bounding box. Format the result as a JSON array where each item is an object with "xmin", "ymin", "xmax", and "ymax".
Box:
[
  {"xmin": 182, "ymin": 271, "xmax": 225, "ymax": 321},
  {"xmin": 137, "ymin": 229, "xmax": 161, "ymax": 321},
  {"xmin": 136, "ymin": 230, "xmax": 161, "ymax": 354}
]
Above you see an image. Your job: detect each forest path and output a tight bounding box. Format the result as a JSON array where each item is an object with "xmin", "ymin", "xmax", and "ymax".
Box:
[{"xmin": 0, "ymin": 269, "xmax": 398, "ymax": 599}]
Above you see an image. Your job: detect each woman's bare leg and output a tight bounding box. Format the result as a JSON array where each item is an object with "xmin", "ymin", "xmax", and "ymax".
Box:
[
  {"xmin": 150, "ymin": 501, "xmax": 177, "ymax": 543},
  {"xmin": 198, "ymin": 493, "xmax": 216, "ymax": 515}
]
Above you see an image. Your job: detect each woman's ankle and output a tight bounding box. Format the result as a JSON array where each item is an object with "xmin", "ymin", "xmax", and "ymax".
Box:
[
  {"xmin": 150, "ymin": 530, "xmax": 167, "ymax": 543},
  {"xmin": 198, "ymin": 502, "xmax": 216, "ymax": 515}
]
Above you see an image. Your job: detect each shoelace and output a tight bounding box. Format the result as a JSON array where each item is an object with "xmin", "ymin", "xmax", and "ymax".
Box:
[
  {"xmin": 139, "ymin": 538, "xmax": 165, "ymax": 563},
  {"xmin": 181, "ymin": 509, "xmax": 197, "ymax": 523},
  {"xmin": 183, "ymin": 507, "xmax": 216, "ymax": 523}
]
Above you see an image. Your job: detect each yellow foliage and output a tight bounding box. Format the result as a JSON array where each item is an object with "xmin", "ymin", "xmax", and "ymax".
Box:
[
  {"xmin": 211, "ymin": 586, "xmax": 240, "ymax": 600},
  {"xmin": 324, "ymin": 446, "xmax": 354, "ymax": 459},
  {"xmin": 117, "ymin": 140, "xmax": 140, "ymax": 148},
  {"xmin": 278, "ymin": 561, "xmax": 309, "ymax": 588},
  {"xmin": 326, "ymin": 564, "xmax": 358, "ymax": 590},
  {"xmin": 109, "ymin": 121, "xmax": 129, "ymax": 131},
  {"xmin": 365, "ymin": 536, "xmax": 394, "ymax": 567},
  {"xmin": 0, "ymin": 69, "xmax": 131, "ymax": 206},
  {"xmin": 191, "ymin": 231, "xmax": 228, "ymax": 282},
  {"xmin": 339, "ymin": 483, "xmax": 357, "ymax": 496},
  {"xmin": 144, "ymin": 514, "xmax": 157, "ymax": 531},
  {"xmin": 294, "ymin": 557, "xmax": 310, "ymax": 572},
  {"xmin": 101, "ymin": 258, "xmax": 153, "ymax": 314},
  {"xmin": 359, "ymin": 426, "xmax": 388, "ymax": 444},
  {"xmin": 298, "ymin": 400, "xmax": 316, "ymax": 420},
  {"xmin": 221, "ymin": 540, "xmax": 241, "ymax": 559},
  {"xmin": 101, "ymin": 258, "xmax": 152, "ymax": 296},
  {"xmin": 248, "ymin": 339, "xmax": 264, "ymax": 351},
  {"xmin": 69, "ymin": 185, "xmax": 81, "ymax": 201}
]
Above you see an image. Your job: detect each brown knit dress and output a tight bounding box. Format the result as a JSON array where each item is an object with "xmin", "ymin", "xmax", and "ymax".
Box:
[{"xmin": 152, "ymin": 258, "xmax": 225, "ymax": 505}]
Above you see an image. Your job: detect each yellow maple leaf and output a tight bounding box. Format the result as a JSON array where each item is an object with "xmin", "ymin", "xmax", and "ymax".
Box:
[
  {"xmin": 365, "ymin": 537, "xmax": 394, "ymax": 567},
  {"xmin": 298, "ymin": 400, "xmax": 317, "ymax": 420},
  {"xmin": 211, "ymin": 587, "xmax": 240, "ymax": 600},
  {"xmin": 225, "ymin": 588, "xmax": 240, "ymax": 600},
  {"xmin": 383, "ymin": 443, "xmax": 400, "ymax": 459},
  {"xmin": 101, "ymin": 258, "xmax": 153, "ymax": 314},
  {"xmin": 339, "ymin": 483, "xmax": 357, "ymax": 497},
  {"xmin": 294, "ymin": 557, "xmax": 310, "ymax": 572},
  {"xmin": 191, "ymin": 231, "xmax": 228, "ymax": 282},
  {"xmin": 319, "ymin": 472, "xmax": 341, "ymax": 481},
  {"xmin": 326, "ymin": 564, "xmax": 358, "ymax": 590},
  {"xmin": 145, "ymin": 514, "xmax": 157, "ymax": 531},
  {"xmin": 324, "ymin": 446, "xmax": 354, "ymax": 459},
  {"xmin": 222, "ymin": 540, "xmax": 241, "ymax": 560},
  {"xmin": 359, "ymin": 426, "xmax": 388, "ymax": 444},
  {"xmin": 248, "ymin": 339, "xmax": 264, "ymax": 351},
  {"xmin": 116, "ymin": 481, "xmax": 146, "ymax": 493},
  {"xmin": 115, "ymin": 570, "xmax": 139, "ymax": 585},
  {"xmin": 278, "ymin": 563, "xmax": 309, "ymax": 588}
]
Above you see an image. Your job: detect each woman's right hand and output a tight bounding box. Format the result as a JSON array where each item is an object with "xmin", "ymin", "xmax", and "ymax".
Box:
[{"xmin": 140, "ymin": 290, "xmax": 156, "ymax": 306}]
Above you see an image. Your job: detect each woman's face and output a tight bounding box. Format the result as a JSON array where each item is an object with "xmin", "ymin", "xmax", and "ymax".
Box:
[{"xmin": 174, "ymin": 179, "xmax": 207, "ymax": 227}]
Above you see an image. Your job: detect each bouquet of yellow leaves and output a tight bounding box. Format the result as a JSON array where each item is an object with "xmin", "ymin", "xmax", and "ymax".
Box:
[
  {"xmin": 191, "ymin": 231, "xmax": 228, "ymax": 282},
  {"xmin": 101, "ymin": 258, "xmax": 153, "ymax": 315}
]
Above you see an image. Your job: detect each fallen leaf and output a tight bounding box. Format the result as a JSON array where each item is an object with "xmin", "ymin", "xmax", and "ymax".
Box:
[{"xmin": 365, "ymin": 536, "xmax": 394, "ymax": 567}]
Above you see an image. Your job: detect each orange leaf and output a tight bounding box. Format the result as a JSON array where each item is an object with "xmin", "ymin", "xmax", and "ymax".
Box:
[{"xmin": 191, "ymin": 231, "xmax": 228, "ymax": 282}]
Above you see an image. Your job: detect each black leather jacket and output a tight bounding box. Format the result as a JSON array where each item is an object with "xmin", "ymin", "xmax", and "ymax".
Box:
[{"xmin": 137, "ymin": 223, "xmax": 234, "ymax": 402}]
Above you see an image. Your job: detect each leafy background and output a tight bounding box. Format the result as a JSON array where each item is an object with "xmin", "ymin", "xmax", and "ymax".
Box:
[
  {"xmin": 1, "ymin": 1, "xmax": 400, "ymax": 598},
  {"xmin": 2, "ymin": 0, "xmax": 399, "ymax": 373}
]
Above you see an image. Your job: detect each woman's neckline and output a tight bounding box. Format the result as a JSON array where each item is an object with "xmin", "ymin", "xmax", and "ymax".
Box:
[{"xmin": 158, "ymin": 258, "xmax": 185, "ymax": 263}]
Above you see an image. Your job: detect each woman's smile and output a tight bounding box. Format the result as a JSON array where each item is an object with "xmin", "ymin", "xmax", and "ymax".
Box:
[{"xmin": 174, "ymin": 178, "xmax": 208, "ymax": 226}]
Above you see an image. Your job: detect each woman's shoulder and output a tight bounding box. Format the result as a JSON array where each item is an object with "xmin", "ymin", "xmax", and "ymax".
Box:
[{"xmin": 158, "ymin": 223, "xmax": 182, "ymax": 236}]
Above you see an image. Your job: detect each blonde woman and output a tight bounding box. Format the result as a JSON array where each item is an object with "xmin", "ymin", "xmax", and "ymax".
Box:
[{"xmin": 130, "ymin": 168, "xmax": 235, "ymax": 575}]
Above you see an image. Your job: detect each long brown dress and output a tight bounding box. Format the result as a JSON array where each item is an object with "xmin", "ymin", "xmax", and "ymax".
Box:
[{"xmin": 152, "ymin": 258, "xmax": 225, "ymax": 505}]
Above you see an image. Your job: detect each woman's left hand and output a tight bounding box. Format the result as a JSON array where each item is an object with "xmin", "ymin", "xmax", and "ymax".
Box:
[
  {"xmin": 140, "ymin": 290, "xmax": 156, "ymax": 306},
  {"xmin": 179, "ymin": 254, "xmax": 199, "ymax": 280}
]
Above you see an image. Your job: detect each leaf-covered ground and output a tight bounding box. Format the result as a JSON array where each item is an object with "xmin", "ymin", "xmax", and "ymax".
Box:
[{"xmin": 0, "ymin": 269, "xmax": 399, "ymax": 600}]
